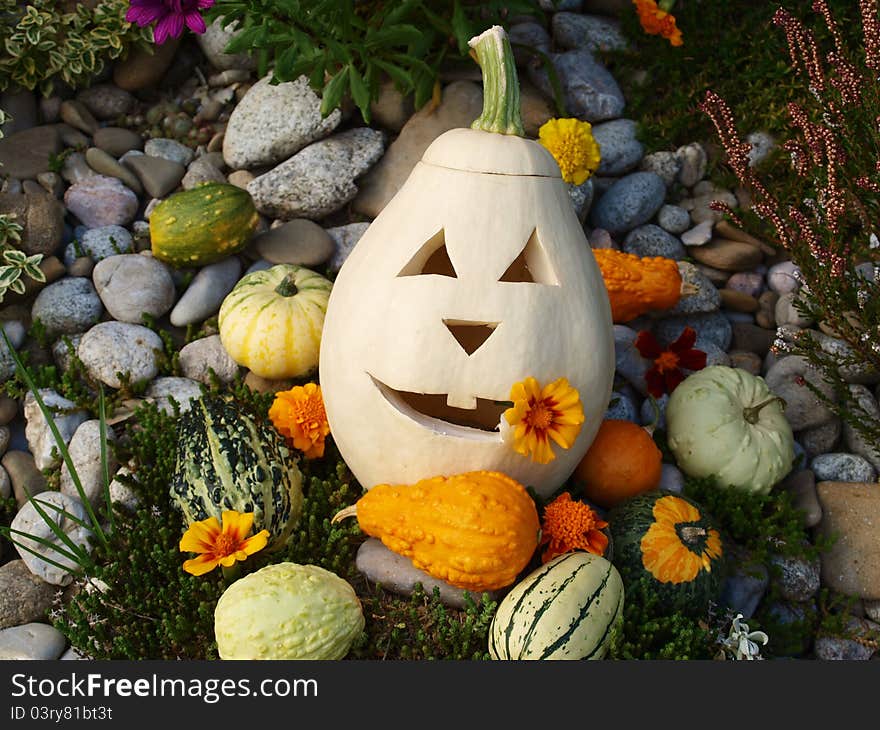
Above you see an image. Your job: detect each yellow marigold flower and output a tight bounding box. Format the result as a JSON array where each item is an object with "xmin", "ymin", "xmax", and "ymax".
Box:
[
  {"xmin": 538, "ymin": 118, "xmax": 602, "ymax": 185},
  {"xmin": 633, "ymin": 0, "xmax": 684, "ymax": 47},
  {"xmin": 540, "ymin": 491, "xmax": 609, "ymax": 563},
  {"xmin": 180, "ymin": 510, "xmax": 269, "ymax": 577},
  {"xmin": 269, "ymin": 383, "xmax": 330, "ymax": 459},
  {"xmin": 504, "ymin": 376, "xmax": 585, "ymax": 464}
]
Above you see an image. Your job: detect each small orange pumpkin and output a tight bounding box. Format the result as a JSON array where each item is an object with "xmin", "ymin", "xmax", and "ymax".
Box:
[
  {"xmin": 332, "ymin": 471, "xmax": 540, "ymax": 591},
  {"xmin": 574, "ymin": 419, "xmax": 662, "ymax": 508},
  {"xmin": 593, "ymin": 248, "xmax": 695, "ymax": 323}
]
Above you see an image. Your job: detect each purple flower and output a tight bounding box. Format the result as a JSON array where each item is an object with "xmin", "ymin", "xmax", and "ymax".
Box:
[{"xmin": 126, "ymin": 0, "xmax": 216, "ymax": 45}]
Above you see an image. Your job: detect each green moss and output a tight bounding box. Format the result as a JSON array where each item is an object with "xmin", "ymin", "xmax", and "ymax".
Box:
[
  {"xmin": 608, "ymin": 577, "xmax": 716, "ymax": 660},
  {"xmin": 683, "ymin": 476, "xmax": 829, "ymax": 564}
]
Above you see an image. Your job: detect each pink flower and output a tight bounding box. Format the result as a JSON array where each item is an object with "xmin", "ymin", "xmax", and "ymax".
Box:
[{"xmin": 126, "ymin": 0, "xmax": 216, "ymax": 44}]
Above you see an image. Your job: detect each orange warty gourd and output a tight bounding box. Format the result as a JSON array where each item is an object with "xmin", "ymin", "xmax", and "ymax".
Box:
[
  {"xmin": 593, "ymin": 248, "xmax": 690, "ymax": 323},
  {"xmin": 574, "ymin": 419, "xmax": 662, "ymax": 508},
  {"xmin": 332, "ymin": 471, "xmax": 540, "ymax": 591}
]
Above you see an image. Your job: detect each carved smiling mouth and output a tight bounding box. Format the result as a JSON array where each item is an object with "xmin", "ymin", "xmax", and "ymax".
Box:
[{"xmin": 370, "ymin": 375, "xmax": 506, "ymax": 440}]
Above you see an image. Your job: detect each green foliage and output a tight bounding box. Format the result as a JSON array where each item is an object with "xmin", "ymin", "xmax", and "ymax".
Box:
[
  {"xmin": 683, "ymin": 476, "xmax": 830, "ymax": 564},
  {"xmin": 0, "ymin": 0, "xmax": 153, "ymax": 96},
  {"xmin": 608, "ymin": 577, "xmax": 716, "ymax": 660},
  {"xmin": 206, "ymin": 0, "xmax": 541, "ymax": 121},
  {"xmin": 351, "ymin": 584, "xmax": 496, "ymax": 661},
  {"xmin": 600, "ymin": 0, "xmax": 862, "ymax": 154}
]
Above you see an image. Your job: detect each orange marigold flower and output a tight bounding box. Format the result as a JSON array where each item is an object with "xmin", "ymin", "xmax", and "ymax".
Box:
[
  {"xmin": 540, "ymin": 492, "xmax": 609, "ymax": 563},
  {"xmin": 269, "ymin": 383, "xmax": 330, "ymax": 459},
  {"xmin": 504, "ymin": 376, "xmax": 585, "ymax": 464},
  {"xmin": 633, "ymin": 0, "xmax": 684, "ymax": 46},
  {"xmin": 179, "ymin": 510, "xmax": 269, "ymax": 576}
]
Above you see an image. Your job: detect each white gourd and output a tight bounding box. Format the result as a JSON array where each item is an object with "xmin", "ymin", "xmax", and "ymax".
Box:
[
  {"xmin": 665, "ymin": 365, "xmax": 795, "ymax": 494},
  {"xmin": 318, "ymin": 27, "xmax": 614, "ymax": 498}
]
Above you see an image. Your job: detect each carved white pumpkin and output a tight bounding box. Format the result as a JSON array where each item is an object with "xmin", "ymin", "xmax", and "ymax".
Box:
[{"xmin": 319, "ymin": 28, "xmax": 614, "ymax": 498}]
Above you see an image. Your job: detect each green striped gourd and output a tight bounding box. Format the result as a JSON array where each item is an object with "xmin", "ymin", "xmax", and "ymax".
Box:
[
  {"xmin": 170, "ymin": 395, "xmax": 304, "ymax": 549},
  {"xmin": 488, "ymin": 552, "xmax": 624, "ymax": 660},
  {"xmin": 150, "ymin": 182, "xmax": 259, "ymax": 267},
  {"xmin": 218, "ymin": 264, "xmax": 333, "ymax": 379},
  {"xmin": 607, "ymin": 490, "xmax": 726, "ymax": 614}
]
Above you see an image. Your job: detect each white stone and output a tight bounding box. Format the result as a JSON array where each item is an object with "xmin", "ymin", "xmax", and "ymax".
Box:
[
  {"xmin": 178, "ymin": 334, "xmax": 240, "ymax": 385},
  {"xmin": 223, "ymin": 75, "xmax": 341, "ymax": 169},
  {"xmin": 145, "ymin": 377, "xmax": 203, "ymax": 414},
  {"xmin": 92, "ymin": 254, "xmax": 176, "ymax": 324},
  {"xmin": 77, "ymin": 322, "xmax": 163, "ymax": 389},
  {"xmin": 59, "ymin": 420, "xmax": 119, "ymax": 509},
  {"xmin": 11, "ymin": 491, "xmax": 93, "ymax": 586},
  {"xmin": 0, "ymin": 622, "xmax": 67, "ymax": 660},
  {"xmin": 24, "ymin": 389, "xmax": 88, "ymax": 470},
  {"xmin": 169, "ymin": 256, "xmax": 241, "ymax": 326}
]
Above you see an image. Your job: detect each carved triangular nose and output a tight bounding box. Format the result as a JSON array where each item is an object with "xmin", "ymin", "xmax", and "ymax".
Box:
[{"xmin": 443, "ymin": 320, "xmax": 499, "ymax": 356}]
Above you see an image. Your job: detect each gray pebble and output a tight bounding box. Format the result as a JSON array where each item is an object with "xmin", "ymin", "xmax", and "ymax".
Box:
[
  {"xmin": 356, "ymin": 538, "xmax": 501, "ymax": 610},
  {"xmin": 0, "ymin": 560, "xmax": 59, "ymax": 630},
  {"xmin": 658, "ymin": 463, "xmax": 685, "ymax": 493},
  {"xmin": 622, "ymin": 223, "xmax": 685, "ymax": 260},
  {"xmin": 145, "ymin": 377, "xmax": 204, "ymax": 414},
  {"xmin": 653, "ymin": 311, "xmax": 732, "ymax": 351},
  {"xmin": 170, "ymin": 257, "xmax": 241, "ymax": 327},
  {"xmin": 656, "ymin": 204, "xmax": 691, "ymax": 234},
  {"xmin": 0, "ymin": 622, "xmax": 68, "ymax": 660},
  {"xmin": 591, "ymin": 119, "xmax": 643, "ymax": 176},
  {"xmin": 11, "ymin": 491, "xmax": 93, "ymax": 586},
  {"xmin": 77, "ymin": 321, "xmax": 164, "ymax": 389},
  {"xmin": 178, "ymin": 334, "xmax": 241, "ymax": 385},
  {"xmin": 590, "ymin": 171, "xmax": 666, "ymax": 236},
  {"xmin": 810, "ymin": 452, "xmax": 877, "ymax": 483},
  {"xmin": 719, "ymin": 552, "xmax": 769, "ymax": 619},
  {"xmin": 253, "ymin": 219, "xmax": 335, "ymax": 267},
  {"xmin": 23, "ymin": 389, "xmax": 88, "ymax": 471},
  {"xmin": 604, "ymin": 391, "xmax": 639, "ymax": 422},
  {"xmin": 31, "ymin": 277, "xmax": 103, "ymax": 337},
  {"xmin": 144, "ymin": 138, "xmax": 195, "ymax": 167},
  {"xmin": 92, "ymin": 254, "xmax": 176, "ymax": 324}
]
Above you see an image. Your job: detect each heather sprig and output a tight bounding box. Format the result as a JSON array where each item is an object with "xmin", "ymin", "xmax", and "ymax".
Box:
[{"xmin": 699, "ymin": 0, "xmax": 880, "ymax": 448}]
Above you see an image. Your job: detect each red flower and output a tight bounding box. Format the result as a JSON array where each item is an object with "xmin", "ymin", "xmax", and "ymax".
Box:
[{"xmin": 634, "ymin": 326, "xmax": 707, "ymax": 398}]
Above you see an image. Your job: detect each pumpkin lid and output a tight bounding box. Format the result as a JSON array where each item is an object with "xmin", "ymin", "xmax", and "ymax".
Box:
[{"xmin": 421, "ymin": 128, "xmax": 562, "ymax": 177}]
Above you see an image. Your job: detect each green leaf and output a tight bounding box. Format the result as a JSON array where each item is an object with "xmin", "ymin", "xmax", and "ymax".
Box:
[
  {"xmin": 8, "ymin": 278, "xmax": 25, "ymax": 295},
  {"xmin": 365, "ymin": 25, "xmax": 424, "ymax": 50},
  {"xmin": 372, "ymin": 58, "xmax": 414, "ymax": 92},
  {"xmin": 348, "ymin": 63, "xmax": 371, "ymax": 121},
  {"xmin": 451, "ymin": 0, "xmax": 473, "ymax": 56},
  {"xmin": 3, "ymin": 248, "xmax": 26, "ymax": 265},
  {"xmin": 0, "ymin": 266, "xmax": 20, "ymax": 286},
  {"xmin": 321, "ymin": 65, "xmax": 349, "ymax": 117}
]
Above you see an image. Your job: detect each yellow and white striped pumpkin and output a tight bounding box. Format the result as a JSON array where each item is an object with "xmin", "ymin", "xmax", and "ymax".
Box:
[{"xmin": 218, "ymin": 264, "xmax": 332, "ymax": 379}]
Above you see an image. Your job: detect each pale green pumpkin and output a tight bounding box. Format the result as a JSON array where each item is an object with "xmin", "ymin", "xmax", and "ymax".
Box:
[
  {"xmin": 218, "ymin": 264, "xmax": 332, "ymax": 379},
  {"xmin": 665, "ymin": 365, "xmax": 795, "ymax": 494}
]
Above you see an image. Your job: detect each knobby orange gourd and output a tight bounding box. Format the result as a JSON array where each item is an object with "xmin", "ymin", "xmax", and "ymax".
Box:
[
  {"xmin": 594, "ymin": 249, "xmax": 695, "ymax": 323},
  {"xmin": 332, "ymin": 471, "xmax": 541, "ymax": 592}
]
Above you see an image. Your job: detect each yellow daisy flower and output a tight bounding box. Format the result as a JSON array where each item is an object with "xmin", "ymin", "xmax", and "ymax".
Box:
[{"xmin": 504, "ymin": 376, "xmax": 585, "ymax": 464}]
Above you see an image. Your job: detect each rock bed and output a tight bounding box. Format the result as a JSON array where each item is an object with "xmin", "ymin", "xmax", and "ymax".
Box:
[{"xmin": 0, "ymin": 3, "xmax": 878, "ymax": 660}]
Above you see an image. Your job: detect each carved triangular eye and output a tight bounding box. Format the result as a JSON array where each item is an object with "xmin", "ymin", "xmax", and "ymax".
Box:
[
  {"xmin": 398, "ymin": 229, "xmax": 458, "ymax": 278},
  {"xmin": 499, "ymin": 228, "xmax": 559, "ymax": 285}
]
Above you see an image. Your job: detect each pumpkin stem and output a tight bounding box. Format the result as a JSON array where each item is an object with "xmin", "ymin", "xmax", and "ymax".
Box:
[
  {"xmin": 743, "ymin": 396, "xmax": 787, "ymax": 424},
  {"xmin": 679, "ymin": 525, "xmax": 707, "ymax": 545},
  {"xmin": 331, "ymin": 505, "xmax": 358, "ymax": 525},
  {"xmin": 275, "ymin": 274, "xmax": 299, "ymax": 297},
  {"xmin": 468, "ymin": 26, "xmax": 525, "ymax": 137}
]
